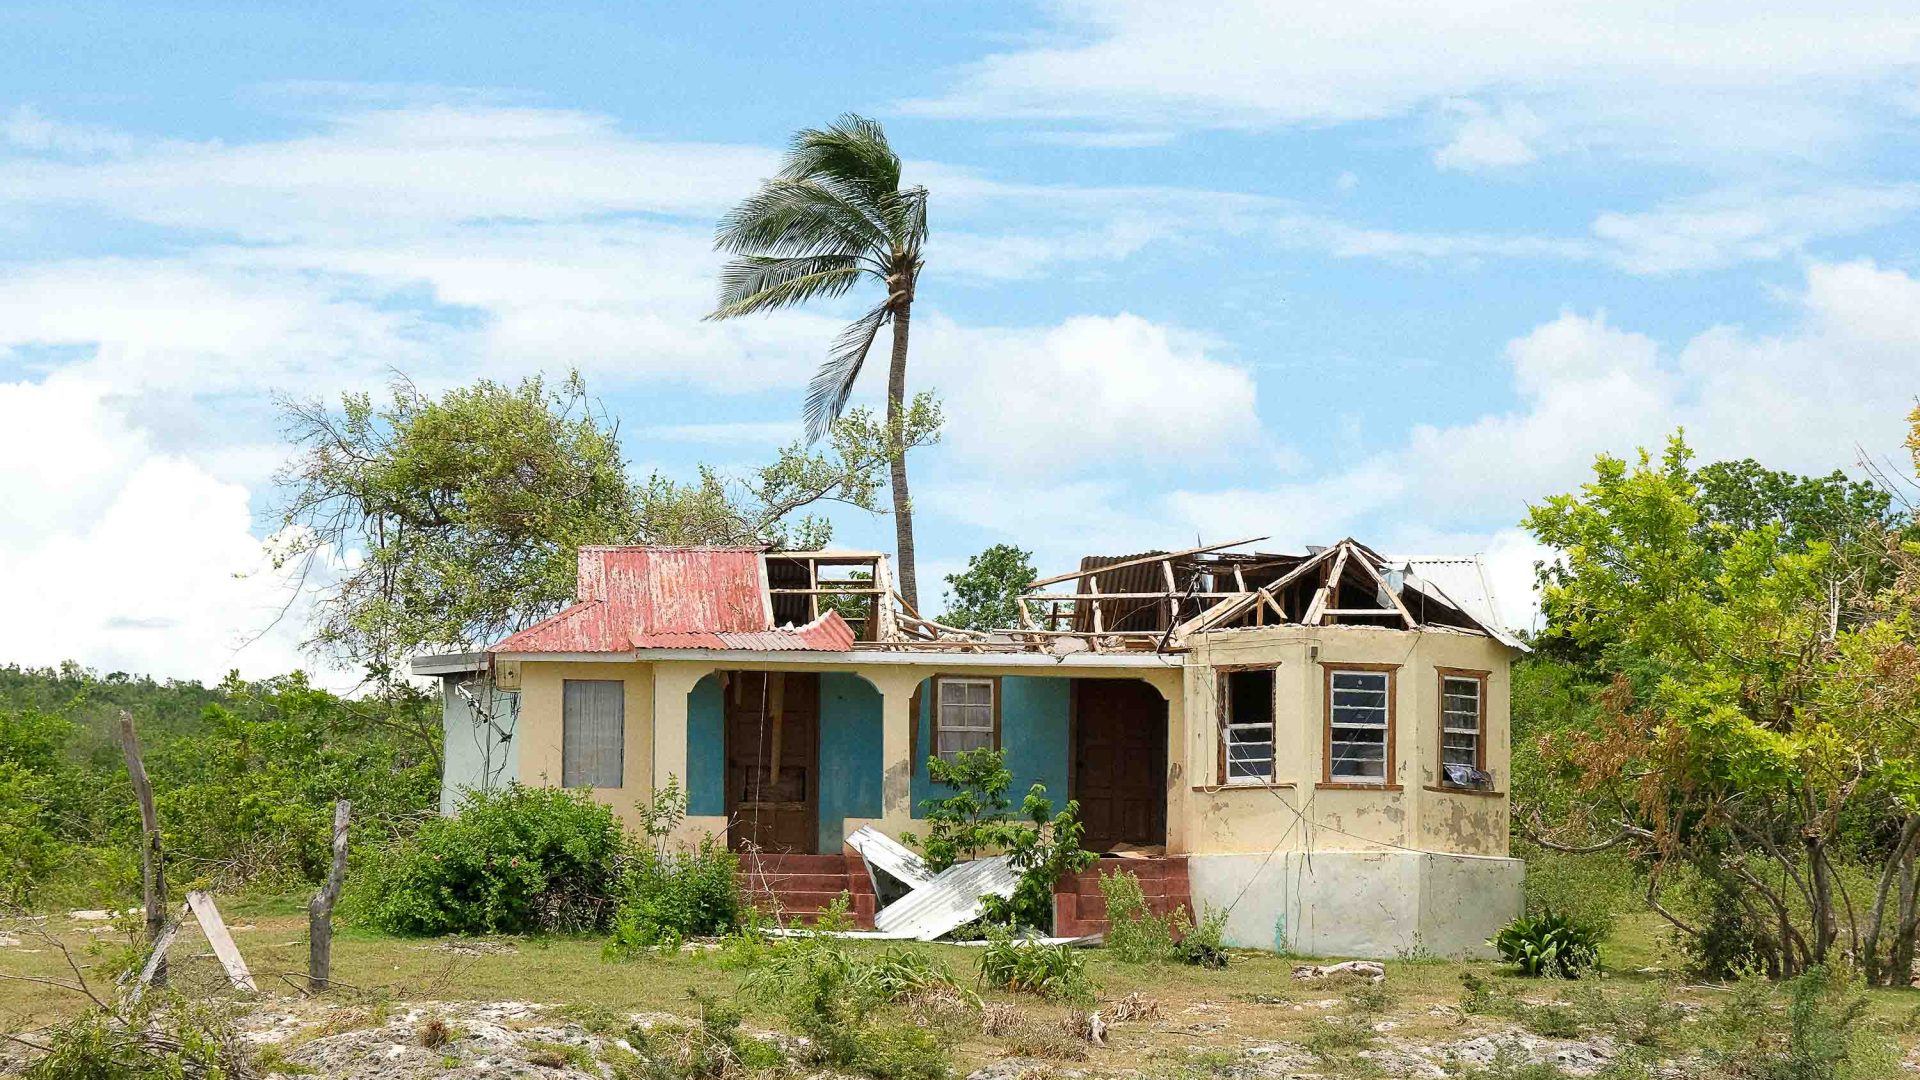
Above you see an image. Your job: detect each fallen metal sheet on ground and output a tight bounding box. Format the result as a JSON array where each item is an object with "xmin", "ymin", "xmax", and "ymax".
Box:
[
  {"xmin": 844, "ymin": 824, "xmax": 933, "ymax": 901},
  {"xmin": 872, "ymin": 855, "xmax": 1017, "ymax": 941}
]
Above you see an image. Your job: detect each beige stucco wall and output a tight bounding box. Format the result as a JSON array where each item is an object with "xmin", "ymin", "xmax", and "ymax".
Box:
[
  {"xmin": 1171, "ymin": 625, "xmax": 1511, "ymax": 858},
  {"xmin": 501, "ymin": 628, "xmax": 1509, "ymax": 860},
  {"xmin": 516, "ymin": 660, "xmax": 657, "ymax": 830}
]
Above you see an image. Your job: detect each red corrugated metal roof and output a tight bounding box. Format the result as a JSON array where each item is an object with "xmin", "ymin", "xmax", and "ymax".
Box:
[{"xmin": 492, "ymin": 546, "xmax": 855, "ymax": 654}]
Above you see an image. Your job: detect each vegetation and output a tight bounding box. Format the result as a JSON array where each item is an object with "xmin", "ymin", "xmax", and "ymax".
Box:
[
  {"xmin": 275, "ymin": 370, "xmax": 940, "ymax": 676},
  {"xmin": 1521, "ymin": 428, "xmax": 1920, "ymax": 982},
  {"xmin": 0, "ymin": 663, "xmax": 436, "ymax": 907},
  {"xmin": 742, "ymin": 927, "xmax": 955, "ymax": 1079},
  {"xmin": 1489, "ymin": 910, "xmax": 1603, "ymax": 978},
  {"xmin": 975, "ymin": 929, "xmax": 1096, "ymax": 1003},
  {"xmin": 939, "ymin": 544, "xmax": 1037, "ymax": 631},
  {"xmin": 20, "ymin": 995, "xmax": 251, "ymax": 1080},
  {"xmin": 708, "ymin": 114, "xmax": 933, "ymax": 609},
  {"xmin": 904, "ymin": 747, "xmax": 1096, "ymax": 931},
  {"xmin": 350, "ymin": 784, "xmax": 624, "ymax": 936},
  {"xmin": 606, "ymin": 782, "xmax": 743, "ymax": 954}
]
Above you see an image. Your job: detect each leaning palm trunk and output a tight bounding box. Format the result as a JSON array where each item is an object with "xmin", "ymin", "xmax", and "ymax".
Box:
[{"xmin": 886, "ymin": 303, "xmax": 916, "ymax": 606}]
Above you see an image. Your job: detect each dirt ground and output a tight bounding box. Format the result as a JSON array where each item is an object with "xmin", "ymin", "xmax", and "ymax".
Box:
[{"xmin": 4, "ymin": 909, "xmax": 1919, "ymax": 1079}]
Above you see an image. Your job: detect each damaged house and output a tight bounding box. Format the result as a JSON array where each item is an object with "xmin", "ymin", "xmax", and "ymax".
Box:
[{"xmin": 414, "ymin": 537, "xmax": 1526, "ymax": 959}]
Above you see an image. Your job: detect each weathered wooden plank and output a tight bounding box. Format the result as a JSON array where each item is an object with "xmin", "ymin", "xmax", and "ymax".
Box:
[{"xmin": 186, "ymin": 890, "xmax": 255, "ymax": 992}]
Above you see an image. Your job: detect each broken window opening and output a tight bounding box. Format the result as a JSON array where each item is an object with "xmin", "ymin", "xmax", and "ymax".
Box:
[
  {"xmin": 934, "ymin": 676, "xmax": 997, "ymax": 760},
  {"xmin": 1327, "ymin": 668, "xmax": 1391, "ymax": 784},
  {"xmin": 1219, "ymin": 667, "xmax": 1277, "ymax": 784}
]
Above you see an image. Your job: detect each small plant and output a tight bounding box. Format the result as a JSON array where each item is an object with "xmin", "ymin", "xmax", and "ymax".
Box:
[
  {"xmin": 976, "ymin": 929, "xmax": 1096, "ymax": 1003},
  {"xmin": 906, "ymin": 748, "xmax": 1096, "ymax": 931},
  {"xmin": 605, "ymin": 834, "xmax": 741, "ymax": 957},
  {"xmin": 742, "ymin": 929, "xmax": 953, "ymax": 1079},
  {"xmin": 1704, "ymin": 965, "xmax": 1896, "ymax": 1080},
  {"xmin": 1490, "ymin": 910, "xmax": 1603, "ymax": 978},
  {"xmin": 1174, "ymin": 905, "xmax": 1230, "ymax": 968},
  {"xmin": 418, "ymin": 1015, "xmax": 453, "ymax": 1049},
  {"xmin": 1101, "ymin": 869, "xmax": 1177, "ymax": 963},
  {"xmin": 24, "ymin": 996, "xmax": 252, "ymax": 1080},
  {"xmin": 1302, "ymin": 1015, "xmax": 1378, "ymax": 1059}
]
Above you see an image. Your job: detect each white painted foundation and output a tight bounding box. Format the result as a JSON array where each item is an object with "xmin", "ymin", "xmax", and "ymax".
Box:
[{"xmin": 1188, "ymin": 850, "xmax": 1523, "ymax": 959}]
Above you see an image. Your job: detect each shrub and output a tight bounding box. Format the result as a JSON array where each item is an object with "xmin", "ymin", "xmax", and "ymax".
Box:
[
  {"xmin": 605, "ymin": 835, "xmax": 741, "ymax": 955},
  {"xmin": 743, "ymin": 930, "xmax": 953, "ymax": 1080},
  {"xmin": 906, "ymin": 748, "xmax": 1095, "ymax": 932},
  {"xmin": 24, "ymin": 997, "xmax": 251, "ymax": 1080},
  {"xmin": 976, "ymin": 930, "xmax": 1096, "ymax": 1003},
  {"xmin": 1705, "ymin": 966, "xmax": 1898, "ymax": 1080},
  {"xmin": 1101, "ymin": 870, "xmax": 1178, "ymax": 963},
  {"xmin": 351, "ymin": 783, "xmax": 623, "ymax": 935},
  {"xmin": 1174, "ymin": 905, "xmax": 1230, "ymax": 968},
  {"xmin": 1491, "ymin": 910, "xmax": 1603, "ymax": 978}
]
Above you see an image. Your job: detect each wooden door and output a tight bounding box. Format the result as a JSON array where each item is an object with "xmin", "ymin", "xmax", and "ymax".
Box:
[
  {"xmin": 724, "ymin": 672, "xmax": 820, "ymax": 854},
  {"xmin": 1072, "ymin": 679, "xmax": 1168, "ymax": 851}
]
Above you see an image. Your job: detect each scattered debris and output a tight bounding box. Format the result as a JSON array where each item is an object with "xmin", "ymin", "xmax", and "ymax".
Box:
[
  {"xmin": 1105, "ymin": 992, "xmax": 1162, "ymax": 1023},
  {"xmin": 1062, "ymin": 1009, "xmax": 1107, "ymax": 1046},
  {"xmin": 1293, "ymin": 960, "xmax": 1386, "ymax": 983}
]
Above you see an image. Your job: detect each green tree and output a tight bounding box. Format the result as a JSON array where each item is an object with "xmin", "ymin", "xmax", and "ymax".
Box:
[
  {"xmin": 939, "ymin": 544, "xmax": 1037, "ymax": 630},
  {"xmin": 276, "ymin": 372, "xmax": 939, "ymax": 675},
  {"xmin": 1525, "ymin": 434, "xmax": 1920, "ymax": 982},
  {"xmin": 707, "ymin": 114, "xmax": 932, "ymax": 609}
]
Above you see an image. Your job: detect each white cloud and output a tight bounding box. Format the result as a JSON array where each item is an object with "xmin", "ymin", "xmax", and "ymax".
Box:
[
  {"xmin": 1433, "ymin": 101, "xmax": 1544, "ymax": 172},
  {"xmin": 907, "ymin": 1, "xmax": 1920, "ymax": 168},
  {"xmin": 1160, "ymin": 260, "xmax": 1920, "ymax": 626},
  {"xmin": 0, "ymin": 375, "xmax": 343, "ymax": 685},
  {"xmin": 916, "ymin": 312, "xmax": 1275, "ymax": 474},
  {"xmin": 1591, "ymin": 184, "xmax": 1920, "ymax": 273}
]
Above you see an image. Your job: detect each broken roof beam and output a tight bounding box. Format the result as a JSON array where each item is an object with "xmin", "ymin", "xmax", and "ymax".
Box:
[{"xmin": 1025, "ymin": 536, "xmax": 1267, "ymax": 590}]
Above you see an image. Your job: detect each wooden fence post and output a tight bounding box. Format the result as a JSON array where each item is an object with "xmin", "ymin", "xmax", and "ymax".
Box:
[
  {"xmin": 118, "ymin": 710, "xmax": 167, "ymax": 989},
  {"xmin": 308, "ymin": 799, "xmax": 351, "ymax": 991}
]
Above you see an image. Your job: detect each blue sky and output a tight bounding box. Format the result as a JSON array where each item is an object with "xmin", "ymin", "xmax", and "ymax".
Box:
[{"xmin": 4, "ymin": 1, "xmax": 1920, "ymax": 683}]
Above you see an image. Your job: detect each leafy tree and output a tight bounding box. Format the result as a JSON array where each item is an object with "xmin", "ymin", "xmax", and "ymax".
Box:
[
  {"xmin": 707, "ymin": 114, "xmax": 932, "ymax": 609},
  {"xmin": 939, "ymin": 544, "xmax": 1037, "ymax": 630},
  {"xmin": 275, "ymin": 372, "xmax": 636, "ymax": 678},
  {"xmin": 1525, "ymin": 434, "xmax": 1920, "ymax": 982},
  {"xmin": 276, "ymin": 372, "xmax": 940, "ymax": 675}
]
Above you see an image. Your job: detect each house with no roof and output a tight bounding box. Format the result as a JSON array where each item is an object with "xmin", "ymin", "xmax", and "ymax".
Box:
[{"xmin": 414, "ymin": 537, "xmax": 1526, "ymax": 958}]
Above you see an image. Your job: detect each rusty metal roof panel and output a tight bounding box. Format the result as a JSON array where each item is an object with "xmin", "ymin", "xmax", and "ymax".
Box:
[{"xmin": 494, "ymin": 547, "xmax": 855, "ymax": 655}]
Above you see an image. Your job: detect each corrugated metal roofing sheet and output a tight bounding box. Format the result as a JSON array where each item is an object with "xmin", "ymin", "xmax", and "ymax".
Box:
[{"xmin": 492, "ymin": 546, "xmax": 855, "ymax": 655}]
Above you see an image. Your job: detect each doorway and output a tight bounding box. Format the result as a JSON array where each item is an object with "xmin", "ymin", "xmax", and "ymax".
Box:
[
  {"xmin": 1071, "ymin": 679, "xmax": 1168, "ymax": 851},
  {"xmin": 724, "ymin": 671, "xmax": 820, "ymax": 853}
]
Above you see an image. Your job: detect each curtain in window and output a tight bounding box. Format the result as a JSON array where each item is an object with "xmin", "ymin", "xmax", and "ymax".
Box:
[{"xmin": 563, "ymin": 679, "xmax": 624, "ymax": 788}]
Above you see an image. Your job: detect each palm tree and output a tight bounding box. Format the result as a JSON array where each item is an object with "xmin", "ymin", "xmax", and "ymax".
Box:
[{"xmin": 707, "ymin": 114, "xmax": 929, "ymax": 610}]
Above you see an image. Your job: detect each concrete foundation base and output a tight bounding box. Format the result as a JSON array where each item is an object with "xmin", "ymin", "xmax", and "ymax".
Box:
[{"xmin": 1187, "ymin": 850, "xmax": 1523, "ymax": 959}]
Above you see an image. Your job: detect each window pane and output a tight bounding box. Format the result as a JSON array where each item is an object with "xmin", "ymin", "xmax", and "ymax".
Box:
[
  {"xmin": 1332, "ymin": 671, "xmax": 1387, "ymax": 693},
  {"xmin": 562, "ymin": 679, "xmax": 623, "ymax": 788}
]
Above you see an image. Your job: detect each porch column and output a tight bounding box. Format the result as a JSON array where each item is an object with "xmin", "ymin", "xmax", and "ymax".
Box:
[
  {"xmin": 870, "ymin": 669, "xmax": 925, "ymax": 832},
  {"xmin": 651, "ymin": 661, "xmax": 716, "ymax": 800}
]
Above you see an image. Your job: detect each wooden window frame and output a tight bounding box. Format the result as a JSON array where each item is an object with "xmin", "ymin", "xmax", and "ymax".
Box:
[
  {"xmin": 1435, "ymin": 667, "xmax": 1490, "ymax": 785},
  {"xmin": 931, "ymin": 675, "xmax": 1002, "ymax": 762},
  {"xmin": 1318, "ymin": 661, "xmax": 1400, "ymax": 790},
  {"xmin": 1216, "ymin": 664, "xmax": 1280, "ymax": 786}
]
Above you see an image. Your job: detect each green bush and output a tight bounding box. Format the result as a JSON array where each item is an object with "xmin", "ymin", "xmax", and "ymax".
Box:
[
  {"xmin": 976, "ymin": 929, "xmax": 1096, "ymax": 1003},
  {"xmin": 1491, "ymin": 909, "xmax": 1603, "ymax": 978},
  {"xmin": 1100, "ymin": 869, "xmax": 1177, "ymax": 963},
  {"xmin": 352, "ymin": 784, "xmax": 623, "ymax": 935},
  {"xmin": 24, "ymin": 997, "xmax": 250, "ymax": 1080},
  {"xmin": 1705, "ymin": 967, "xmax": 1899, "ymax": 1080},
  {"xmin": 906, "ymin": 747, "xmax": 1095, "ymax": 931},
  {"xmin": 743, "ymin": 930, "xmax": 953, "ymax": 1080},
  {"xmin": 605, "ymin": 835, "xmax": 741, "ymax": 954}
]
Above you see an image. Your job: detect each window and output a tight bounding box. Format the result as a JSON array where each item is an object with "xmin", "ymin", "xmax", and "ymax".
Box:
[
  {"xmin": 934, "ymin": 677, "xmax": 996, "ymax": 760},
  {"xmin": 562, "ymin": 679, "xmax": 624, "ymax": 788},
  {"xmin": 1219, "ymin": 667, "xmax": 1277, "ymax": 784},
  {"xmin": 1326, "ymin": 668, "xmax": 1392, "ymax": 784},
  {"xmin": 1440, "ymin": 671, "xmax": 1486, "ymax": 777}
]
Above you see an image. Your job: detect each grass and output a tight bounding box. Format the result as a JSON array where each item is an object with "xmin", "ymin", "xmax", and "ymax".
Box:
[{"xmin": 5, "ymin": 908, "xmax": 1918, "ymax": 1077}]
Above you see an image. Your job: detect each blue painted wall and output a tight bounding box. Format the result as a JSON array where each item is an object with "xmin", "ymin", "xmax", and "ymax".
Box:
[
  {"xmin": 687, "ymin": 674, "xmax": 725, "ymax": 816},
  {"xmin": 911, "ymin": 676, "xmax": 1072, "ymax": 814},
  {"xmin": 816, "ymin": 672, "xmax": 883, "ymax": 852}
]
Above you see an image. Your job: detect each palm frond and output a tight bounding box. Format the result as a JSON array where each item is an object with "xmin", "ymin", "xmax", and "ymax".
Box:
[
  {"xmin": 805, "ymin": 302, "xmax": 891, "ymax": 441},
  {"xmin": 780, "ymin": 114, "xmax": 902, "ymax": 195},
  {"xmin": 879, "ymin": 185, "xmax": 929, "ymax": 251},
  {"xmin": 708, "ymin": 255, "xmax": 865, "ymax": 320},
  {"xmin": 715, "ymin": 178, "xmax": 888, "ymax": 258}
]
